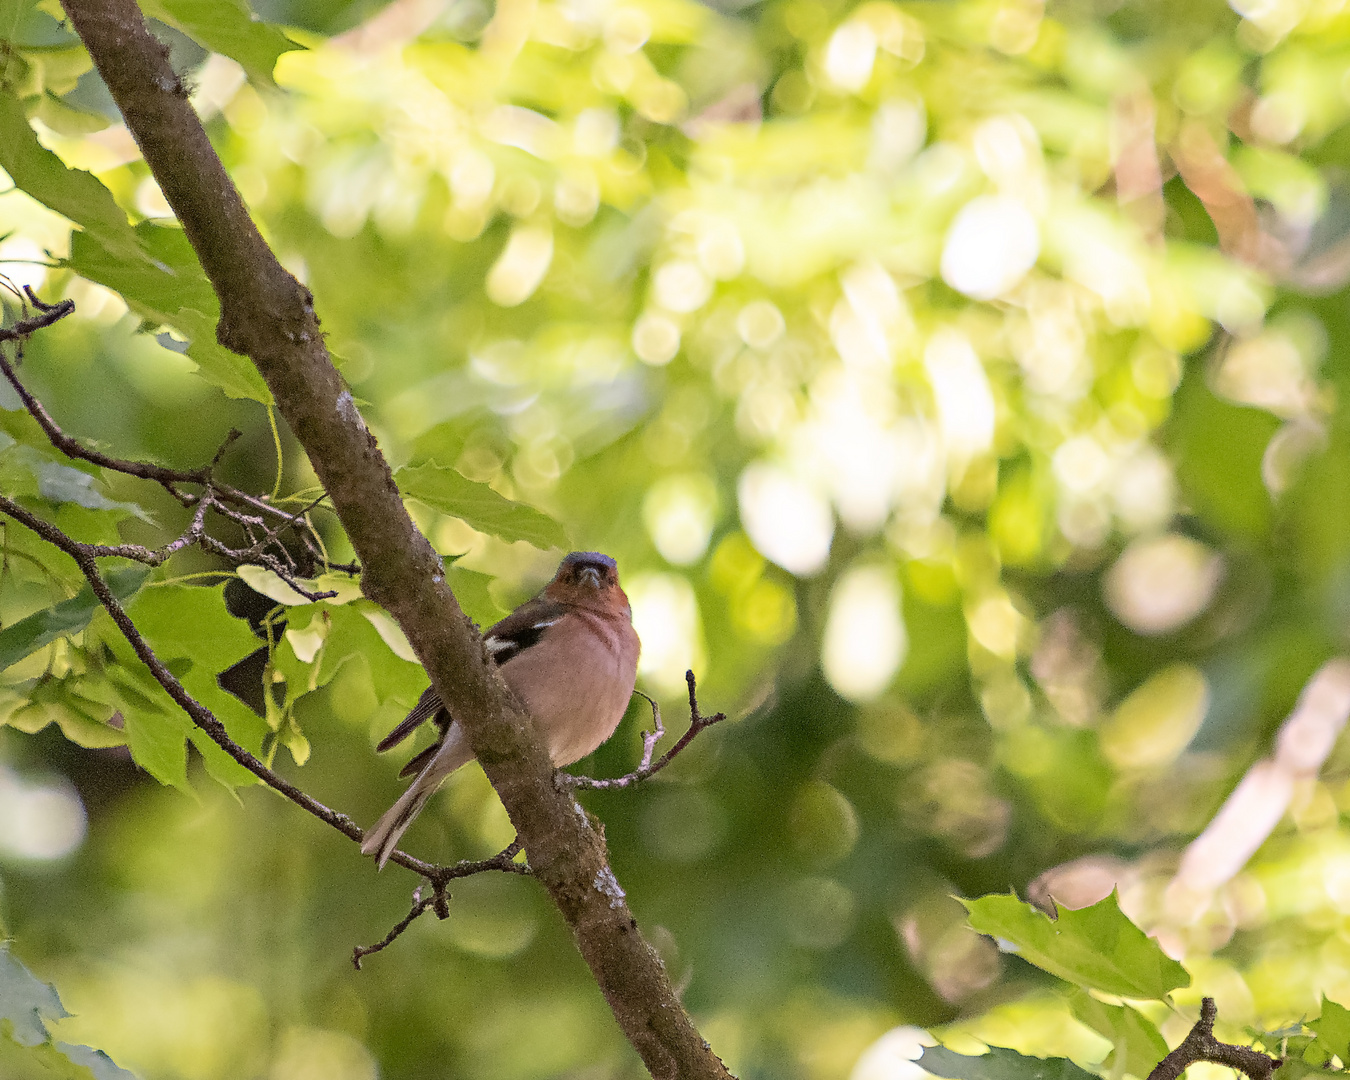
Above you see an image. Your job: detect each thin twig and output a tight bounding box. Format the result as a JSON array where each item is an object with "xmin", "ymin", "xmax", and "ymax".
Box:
[
  {"xmin": 0, "ymin": 325, "xmax": 330, "ymax": 533},
  {"xmin": 352, "ymin": 839, "xmax": 528, "ymax": 969},
  {"xmin": 1146, "ymin": 999, "xmax": 1282, "ymax": 1080},
  {"xmin": 352, "ymin": 895, "xmax": 435, "ymax": 970},
  {"xmin": 0, "ymin": 491, "xmax": 473, "ymax": 883},
  {"xmin": 0, "ymin": 318, "xmax": 351, "ymax": 597},
  {"xmin": 0, "ymin": 286, "xmax": 75, "ymax": 342},
  {"xmin": 567, "ymin": 671, "xmax": 726, "ymax": 791}
]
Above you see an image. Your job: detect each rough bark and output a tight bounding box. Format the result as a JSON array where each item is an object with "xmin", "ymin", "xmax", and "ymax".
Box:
[{"xmin": 57, "ymin": 2, "xmax": 732, "ymax": 1075}]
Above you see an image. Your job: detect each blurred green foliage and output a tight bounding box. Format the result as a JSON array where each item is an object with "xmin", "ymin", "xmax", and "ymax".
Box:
[{"xmin": 5, "ymin": 0, "xmax": 1350, "ymax": 1075}]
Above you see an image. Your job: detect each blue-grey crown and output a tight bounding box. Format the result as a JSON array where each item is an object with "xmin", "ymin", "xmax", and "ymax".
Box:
[{"xmin": 562, "ymin": 551, "xmax": 616, "ymax": 570}]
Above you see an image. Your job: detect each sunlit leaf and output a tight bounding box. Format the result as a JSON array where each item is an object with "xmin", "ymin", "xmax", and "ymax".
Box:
[
  {"xmin": 962, "ymin": 892, "xmax": 1190, "ymax": 1000},
  {"xmin": 0, "ymin": 93, "xmax": 144, "ymax": 265},
  {"xmin": 126, "ymin": 583, "xmax": 269, "ymax": 788},
  {"xmin": 361, "ymin": 608, "xmax": 418, "ymax": 663},
  {"xmin": 0, "ymin": 566, "xmax": 149, "ymax": 672},
  {"xmin": 0, "ymin": 944, "xmax": 68, "ymax": 1047},
  {"xmin": 918, "ymin": 1045, "xmax": 1101, "ymax": 1080},
  {"xmin": 446, "ymin": 563, "xmax": 508, "ymax": 629},
  {"xmin": 1068, "ymin": 988, "xmax": 1168, "ymax": 1079},
  {"xmin": 64, "ymin": 228, "xmax": 272, "ymax": 403},
  {"xmin": 236, "ymin": 564, "xmax": 312, "ymax": 606},
  {"xmin": 139, "ymin": 0, "xmax": 301, "ymax": 87},
  {"xmin": 1310, "ymin": 997, "xmax": 1350, "ymax": 1061},
  {"xmin": 397, "ymin": 462, "xmax": 568, "ymax": 550},
  {"xmin": 318, "ymin": 603, "xmax": 422, "ymax": 707},
  {"xmin": 124, "ymin": 700, "xmax": 191, "ymax": 792}
]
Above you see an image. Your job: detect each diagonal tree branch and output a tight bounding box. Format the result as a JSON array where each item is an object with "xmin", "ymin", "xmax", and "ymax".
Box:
[{"xmin": 58, "ymin": 1, "xmax": 733, "ymax": 1075}]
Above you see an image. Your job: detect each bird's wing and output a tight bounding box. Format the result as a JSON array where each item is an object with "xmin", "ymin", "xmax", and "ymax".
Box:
[
  {"xmin": 372, "ymin": 597, "xmax": 570, "ymax": 756},
  {"xmin": 375, "ymin": 684, "xmax": 446, "ymax": 753},
  {"xmin": 482, "ymin": 597, "xmax": 570, "ymax": 665}
]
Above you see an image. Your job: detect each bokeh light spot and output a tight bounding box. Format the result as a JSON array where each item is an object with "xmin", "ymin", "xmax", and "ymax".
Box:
[
  {"xmin": 822, "ymin": 565, "xmax": 906, "ymax": 701},
  {"xmin": 0, "ymin": 766, "xmax": 86, "ymax": 861},
  {"xmin": 940, "ymin": 194, "xmax": 1039, "ymax": 300},
  {"xmin": 738, "ymin": 462, "xmax": 834, "ymax": 575},
  {"xmin": 1104, "ymin": 534, "xmax": 1223, "ymax": 635}
]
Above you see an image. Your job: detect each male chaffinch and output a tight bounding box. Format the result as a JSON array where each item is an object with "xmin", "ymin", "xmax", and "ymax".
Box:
[{"xmin": 361, "ymin": 551, "xmax": 641, "ymax": 868}]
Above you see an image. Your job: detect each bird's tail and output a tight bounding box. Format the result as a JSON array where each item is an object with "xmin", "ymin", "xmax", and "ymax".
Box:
[{"xmin": 361, "ymin": 727, "xmax": 473, "ymax": 869}]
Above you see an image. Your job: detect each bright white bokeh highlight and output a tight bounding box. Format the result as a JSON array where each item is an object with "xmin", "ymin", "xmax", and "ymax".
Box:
[
  {"xmin": 940, "ymin": 194, "xmax": 1039, "ymax": 300},
  {"xmin": 822, "ymin": 566, "xmax": 907, "ymax": 701},
  {"xmin": 629, "ymin": 573, "xmax": 705, "ymax": 697},
  {"xmin": 0, "ymin": 766, "xmax": 86, "ymax": 861},
  {"xmin": 738, "ymin": 462, "xmax": 834, "ymax": 575},
  {"xmin": 923, "ymin": 329, "xmax": 995, "ymax": 461},
  {"xmin": 653, "ymin": 259, "xmax": 712, "ymax": 313},
  {"xmin": 850, "ymin": 1026, "xmax": 932, "ymax": 1080},
  {"xmin": 824, "ymin": 22, "xmax": 878, "ymax": 93},
  {"xmin": 1104, "ymin": 534, "xmax": 1223, "ymax": 635},
  {"xmin": 632, "ymin": 312, "xmax": 681, "ymax": 365},
  {"xmin": 486, "ymin": 224, "xmax": 553, "ymax": 306},
  {"xmin": 643, "ymin": 474, "xmax": 718, "ymax": 565}
]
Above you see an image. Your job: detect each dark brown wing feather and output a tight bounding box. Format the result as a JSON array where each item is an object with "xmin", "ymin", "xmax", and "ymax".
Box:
[
  {"xmin": 398, "ymin": 740, "xmax": 444, "ymax": 778},
  {"xmin": 375, "ymin": 685, "xmax": 446, "ymax": 753}
]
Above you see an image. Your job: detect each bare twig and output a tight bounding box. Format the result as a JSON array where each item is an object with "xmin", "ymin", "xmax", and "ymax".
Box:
[
  {"xmin": 352, "ymin": 894, "xmax": 436, "ymax": 970},
  {"xmin": 0, "ymin": 285, "xmax": 75, "ymax": 342},
  {"xmin": 567, "ymin": 671, "xmax": 726, "ymax": 791},
  {"xmin": 0, "ymin": 490, "xmax": 477, "ymax": 885},
  {"xmin": 0, "ymin": 323, "xmax": 348, "ymax": 600},
  {"xmin": 352, "ymin": 839, "xmax": 529, "ymax": 969},
  {"xmin": 1147, "ymin": 999, "xmax": 1282, "ymax": 1080}
]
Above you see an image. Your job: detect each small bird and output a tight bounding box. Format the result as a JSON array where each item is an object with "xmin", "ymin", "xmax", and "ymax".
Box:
[{"xmin": 361, "ymin": 551, "xmax": 640, "ymax": 868}]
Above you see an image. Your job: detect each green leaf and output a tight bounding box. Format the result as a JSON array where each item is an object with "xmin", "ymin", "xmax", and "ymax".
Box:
[
  {"xmin": 446, "ymin": 563, "xmax": 508, "ymax": 628},
  {"xmin": 918, "ymin": 1045, "xmax": 1102, "ymax": 1080},
  {"xmin": 25, "ymin": 458, "xmax": 151, "ymax": 521},
  {"xmin": 169, "ymin": 307, "xmax": 274, "ymax": 404},
  {"xmin": 397, "ymin": 462, "xmax": 568, "ymax": 550},
  {"xmin": 126, "ymin": 584, "xmax": 269, "ymax": 789},
  {"xmin": 0, "ymin": 944, "xmax": 68, "ymax": 1047},
  {"xmin": 0, "ymin": 94, "xmax": 145, "ymax": 266},
  {"xmin": 123, "ymin": 701, "xmax": 190, "ymax": 791},
  {"xmin": 64, "ymin": 227, "xmax": 272, "ymax": 403},
  {"xmin": 0, "ymin": 566, "xmax": 149, "ymax": 671},
  {"xmin": 1068, "ymin": 988, "xmax": 1168, "ymax": 1079},
  {"xmin": 961, "ymin": 891, "xmax": 1190, "ymax": 1000},
  {"xmin": 1310, "ymin": 997, "xmax": 1350, "ymax": 1061},
  {"xmin": 139, "ymin": 0, "xmax": 302, "ymax": 88},
  {"xmin": 236, "ymin": 564, "xmax": 311, "ymax": 605},
  {"xmin": 55, "ymin": 1042, "xmax": 138, "ymax": 1080},
  {"xmin": 0, "ymin": 945, "xmax": 140, "ymax": 1078},
  {"xmin": 318, "ymin": 603, "xmax": 422, "ymax": 706}
]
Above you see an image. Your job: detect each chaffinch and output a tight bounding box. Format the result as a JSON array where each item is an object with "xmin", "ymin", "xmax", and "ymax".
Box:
[{"xmin": 361, "ymin": 551, "xmax": 641, "ymax": 868}]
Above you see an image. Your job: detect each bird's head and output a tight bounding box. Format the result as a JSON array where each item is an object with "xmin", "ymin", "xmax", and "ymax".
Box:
[{"xmin": 546, "ymin": 551, "xmax": 629, "ymax": 614}]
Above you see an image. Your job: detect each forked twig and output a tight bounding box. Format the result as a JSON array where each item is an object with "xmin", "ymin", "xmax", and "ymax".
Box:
[
  {"xmin": 352, "ymin": 839, "xmax": 529, "ymax": 969},
  {"xmin": 567, "ymin": 671, "xmax": 726, "ymax": 791}
]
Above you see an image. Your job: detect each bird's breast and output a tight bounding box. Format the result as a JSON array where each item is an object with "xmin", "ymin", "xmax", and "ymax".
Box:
[{"xmin": 500, "ymin": 609, "xmax": 640, "ymax": 767}]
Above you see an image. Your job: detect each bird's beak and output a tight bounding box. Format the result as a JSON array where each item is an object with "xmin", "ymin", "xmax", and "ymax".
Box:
[{"xmin": 579, "ymin": 566, "xmax": 602, "ymax": 589}]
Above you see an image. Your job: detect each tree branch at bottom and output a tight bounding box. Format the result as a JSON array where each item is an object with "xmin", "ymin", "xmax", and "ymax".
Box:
[{"xmin": 1147, "ymin": 998, "xmax": 1282, "ymax": 1080}]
